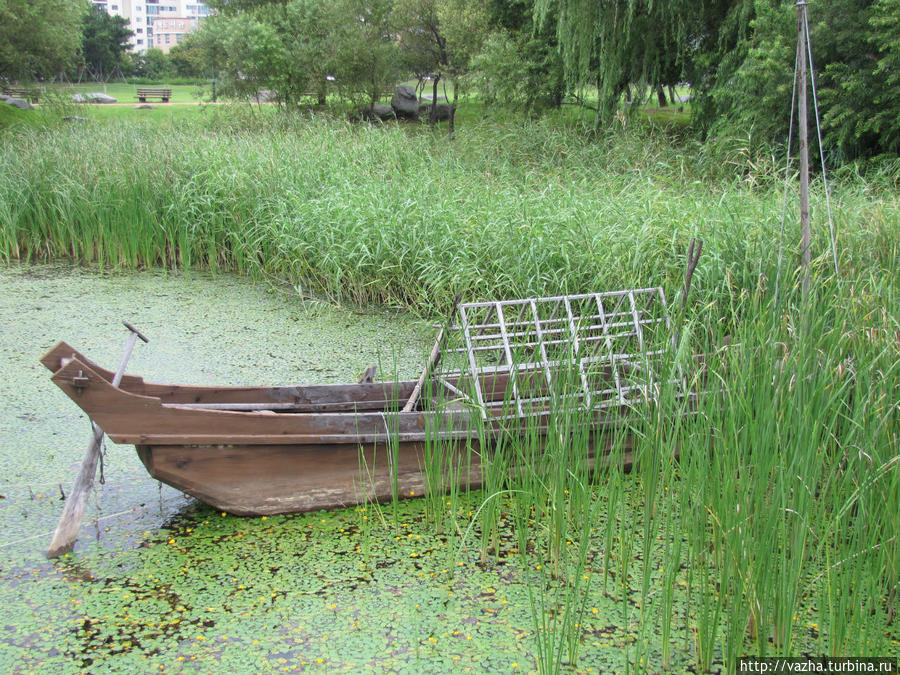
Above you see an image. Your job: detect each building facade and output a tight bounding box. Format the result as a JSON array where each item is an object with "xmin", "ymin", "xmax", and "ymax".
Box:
[{"xmin": 91, "ymin": 0, "xmax": 210, "ymax": 54}]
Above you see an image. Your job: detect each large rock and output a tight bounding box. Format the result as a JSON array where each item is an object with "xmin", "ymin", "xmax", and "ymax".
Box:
[
  {"xmin": 4, "ymin": 97, "xmax": 33, "ymax": 110},
  {"xmin": 391, "ymin": 85, "xmax": 418, "ymax": 119},
  {"xmin": 72, "ymin": 92, "xmax": 117, "ymax": 103},
  {"xmin": 358, "ymin": 104, "xmax": 396, "ymax": 122},
  {"xmin": 420, "ymin": 103, "xmax": 452, "ymax": 122},
  {"xmin": 88, "ymin": 92, "xmax": 117, "ymax": 104}
]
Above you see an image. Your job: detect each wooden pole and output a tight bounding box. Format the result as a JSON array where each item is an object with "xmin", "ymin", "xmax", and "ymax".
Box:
[
  {"xmin": 798, "ymin": 0, "xmax": 811, "ymax": 297},
  {"xmin": 47, "ymin": 322, "xmax": 148, "ymax": 559},
  {"xmin": 402, "ymin": 295, "xmax": 461, "ymax": 413}
]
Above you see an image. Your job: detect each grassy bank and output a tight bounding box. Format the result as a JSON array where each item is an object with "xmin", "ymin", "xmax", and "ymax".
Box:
[
  {"xmin": 1, "ymin": 113, "xmax": 897, "ymax": 671},
  {"xmin": 2, "ymin": 112, "xmax": 897, "ymax": 318}
]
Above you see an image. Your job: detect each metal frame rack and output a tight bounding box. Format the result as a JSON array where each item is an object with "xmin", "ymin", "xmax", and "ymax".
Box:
[{"xmin": 436, "ymin": 287, "xmax": 685, "ymax": 420}]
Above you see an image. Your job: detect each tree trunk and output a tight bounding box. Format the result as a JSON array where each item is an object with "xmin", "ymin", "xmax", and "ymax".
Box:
[
  {"xmin": 429, "ymin": 74, "xmax": 440, "ymax": 126},
  {"xmin": 668, "ymin": 84, "xmax": 677, "ymax": 105},
  {"xmin": 448, "ymin": 81, "xmax": 458, "ymax": 138},
  {"xmin": 656, "ymin": 84, "xmax": 667, "ymax": 107}
]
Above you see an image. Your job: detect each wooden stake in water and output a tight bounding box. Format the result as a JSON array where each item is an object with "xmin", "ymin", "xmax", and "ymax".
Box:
[
  {"xmin": 46, "ymin": 322, "xmax": 148, "ymax": 559},
  {"xmin": 402, "ymin": 294, "xmax": 461, "ymax": 413}
]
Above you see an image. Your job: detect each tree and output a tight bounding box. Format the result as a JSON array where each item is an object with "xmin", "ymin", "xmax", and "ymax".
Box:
[
  {"xmin": 331, "ymin": 0, "xmax": 402, "ymax": 107},
  {"xmin": 395, "ymin": 0, "xmax": 490, "ymax": 131},
  {"xmin": 81, "ymin": 3, "xmax": 133, "ymax": 79},
  {"xmin": 533, "ymin": 0, "xmax": 753, "ymax": 125},
  {"xmin": 0, "ymin": 0, "xmax": 85, "ymax": 81},
  {"xmin": 133, "ymin": 47, "xmax": 175, "ymax": 81},
  {"xmin": 692, "ymin": 0, "xmax": 900, "ymax": 163},
  {"xmin": 818, "ymin": 0, "xmax": 900, "ymax": 160},
  {"xmin": 168, "ymin": 35, "xmax": 207, "ymax": 79},
  {"xmin": 470, "ymin": 0, "xmax": 565, "ymax": 113},
  {"xmin": 199, "ymin": 0, "xmax": 400, "ymax": 108}
]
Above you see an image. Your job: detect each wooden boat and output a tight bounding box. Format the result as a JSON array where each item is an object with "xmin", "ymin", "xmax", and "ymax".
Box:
[{"xmin": 43, "ymin": 288, "xmax": 690, "ymax": 516}]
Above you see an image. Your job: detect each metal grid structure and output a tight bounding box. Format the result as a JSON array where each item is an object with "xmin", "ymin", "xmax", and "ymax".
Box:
[{"xmin": 435, "ymin": 287, "xmax": 685, "ymax": 420}]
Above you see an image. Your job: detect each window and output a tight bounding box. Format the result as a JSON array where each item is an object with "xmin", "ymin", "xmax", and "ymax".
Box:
[
  {"xmin": 165, "ymin": 34, "xmax": 170, "ymax": 44},
  {"xmin": 146, "ymin": 5, "xmax": 158, "ymax": 14},
  {"xmin": 136, "ymin": 39, "xmax": 143, "ymax": 45},
  {"xmin": 176, "ymin": 33, "xmax": 184, "ymax": 43},
  {"xmin": 136, "ymin": 27, "xmax": 143, "ymax": 33},
  {"xmin": 111, "ymin": 4, "xmax": 118, "ymax": 9},
  {"xmin": 136, "ymin": 16, "xmax": 142, "ymax": 22}
]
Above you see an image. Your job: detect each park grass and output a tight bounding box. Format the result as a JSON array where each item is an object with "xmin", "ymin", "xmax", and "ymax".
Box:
[
  {"xmin": 40, "ymin": 81, "xmax": 208, "ymax": 104},
  {"xmin": 0, "ymin": 110, "xmax": 897, "ymax": 671}
]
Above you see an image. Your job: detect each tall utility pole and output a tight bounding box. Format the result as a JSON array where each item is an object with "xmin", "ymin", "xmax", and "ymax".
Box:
[{"xmin": 797, "ymin": 0, "xmax": 811, "ymax": 297}]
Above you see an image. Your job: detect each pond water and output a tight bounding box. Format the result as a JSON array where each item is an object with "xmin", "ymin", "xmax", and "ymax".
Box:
[{"xmin": 0, "ymin": 265, "xmax": 708, "ymax": 674}]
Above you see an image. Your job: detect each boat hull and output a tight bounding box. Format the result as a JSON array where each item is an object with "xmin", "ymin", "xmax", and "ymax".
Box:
[{"xmin": 136, "ymin": 439, "xmax": 486, "ymax": 516}]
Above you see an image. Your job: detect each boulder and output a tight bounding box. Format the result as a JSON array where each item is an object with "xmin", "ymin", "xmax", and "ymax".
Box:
[
  {"xmin": 420, "ymin": 103, "xmax": 452, "ymax": 122},
  {"xmin": 4, "ymin": 97, "xmax": 33, "ymax": 110},
  {"xmin": 134, "ymin": 104, "xmax": 154, "ymax": 110},
  {"xmin": 253, "ymin": 90, "xmax": 278, "ymax": 103},
  {"xmin": 88, "ymin": 92, "xmax": 117, "ymax": 104},
  {"xmin": 391, "ymin": 85, "xmax": 418, "ymax": 119},
  {"xmin": 358, "ymin": 104, "xmax": 396, "ymax": 122},
  {"xmin": 63, "ymin": 116, "xmax": 89, "ymax": 123},
  {"xmin": 72, "ymin": 93, "xmax": 87, "ymax": 103}
]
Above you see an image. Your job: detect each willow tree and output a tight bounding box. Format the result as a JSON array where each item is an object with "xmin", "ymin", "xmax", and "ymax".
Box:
[{"xmin": 534, "ymin": 0, "xmax": 748, "ymax": 125}]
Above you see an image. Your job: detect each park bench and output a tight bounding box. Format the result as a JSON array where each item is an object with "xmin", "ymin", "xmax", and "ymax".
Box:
[
  {"xmin": 3, "ymin": 87, "xmax": 39, "ymax": 103},
  {"xmin": 136, "ymin": 87, "xmax": 172, "ymax": 103}
]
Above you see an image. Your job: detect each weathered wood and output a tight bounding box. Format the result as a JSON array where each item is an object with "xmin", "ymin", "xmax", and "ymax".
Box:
[
  {"xmin": 47, "ymin": 325, "xmax": 146, "ymax": 558},
  {"xmin": 3, "ymin": 86, "xmax": 39, "ymax": 103},
  {"xmin": 42, "ymin": 342, "xmax": 415, "ymax": 407},
  {"xmin": 403, "ymin": 294, "xmax": 460, "ymax": 412},
  {"xmin": 136, "ymin": 87, "xmax": 171, "ymax": 103},
  {"xmin": 797, "ymin": 2, "xmax": 811, "ymax": 297},
  {"xmin": 43, "ymin": 313, "xmax": 697, "ymax": 517}
]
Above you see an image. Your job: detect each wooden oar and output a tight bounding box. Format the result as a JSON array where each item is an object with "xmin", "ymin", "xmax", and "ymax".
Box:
[
  {"xmin": 47, "ymin": 322, "xmax": 148, "ymax": 559},
  {"xmin": 402, "ymin": 295, "xmax": 461, "ymax": 413}
]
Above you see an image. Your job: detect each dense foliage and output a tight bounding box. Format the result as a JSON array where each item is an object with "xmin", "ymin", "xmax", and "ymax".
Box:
[
  {"xmin": 0, "ymin": 0, "xmax": 85, "ymax": 80},
  {"xmin": 81, "ymin": 4, "xmax": 133, "ymax": 79},
  {"xmin": 3, "ymin": 0, "xmax": 898, "ymax": 160}
]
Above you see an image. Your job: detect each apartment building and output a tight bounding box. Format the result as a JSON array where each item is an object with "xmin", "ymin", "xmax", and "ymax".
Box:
[{"xmin": 91, "ymin": 0, "xmax": 210, "ymax": 53}]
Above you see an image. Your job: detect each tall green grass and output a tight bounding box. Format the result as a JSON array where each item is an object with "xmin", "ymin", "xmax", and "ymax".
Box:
[
  {"xmin": 438, "ymin": 276, "xmax": 897, "ymax": 673},
  {"xmin": 2, "ymin": 112, "xmax": 896, "ymax": 318}
]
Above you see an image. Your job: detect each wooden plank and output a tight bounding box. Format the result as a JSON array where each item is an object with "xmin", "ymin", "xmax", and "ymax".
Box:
[{"xmin": 42, "ymin": 342, "xmax": 417, "ymax": 406}]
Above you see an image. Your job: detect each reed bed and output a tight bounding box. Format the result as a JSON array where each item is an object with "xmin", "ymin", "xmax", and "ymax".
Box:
[
  {"xmin": 2, "ymin": 112, "xmax": 897, "ymax": 671},
  {"xmin": 2, "ymin": 113, "xmax": 896, "ymax": 317}
]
